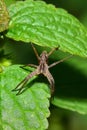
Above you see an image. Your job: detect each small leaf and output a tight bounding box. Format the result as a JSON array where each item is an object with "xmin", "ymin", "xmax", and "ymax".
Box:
[
  {"xmin": 6, "ymin": 0, "xmax": 87, "ymax": 57},
  {"xmin": 0, "ymin": 65, "xmax": 50, "ymax": 130},
  {"xmin": 52, "ymin": 97, "xmax": 87, "ymax": 115},
  {"xmin": 0, "ymin": 0, "xmax": 9, "ymax": 32}
]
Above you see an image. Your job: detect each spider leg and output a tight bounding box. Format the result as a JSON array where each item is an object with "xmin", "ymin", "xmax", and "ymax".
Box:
[
  {"xmin": 31, "ymin": 43, "xmax": 40, "ymax": 61},
  {"xmin": 12, "ymin": 70, "xmax": 39, "ymax": 95},
  {"xmin": 49, "ymin": 55, "xmax": 72, "ymax": 68},
  {"xmin": 13, "ymin": 78, "xmax": 30, "ymax": 95},
  {"xmin": 44, "ymin": 70, "xmax": 55, "ymax": 95},
  {"xmin": 48, "ymin": 46, "xmax": 59, "ymax": 57}
]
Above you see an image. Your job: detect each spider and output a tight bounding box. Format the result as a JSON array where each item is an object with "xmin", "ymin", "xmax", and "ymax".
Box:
[{"xmin": 12, "ymin": 43, "xmax": 72, "ymax": 95}]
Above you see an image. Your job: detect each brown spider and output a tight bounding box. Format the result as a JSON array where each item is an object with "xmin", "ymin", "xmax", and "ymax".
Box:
[{"xmin": 12, "ymin": 43, "xmax": 72, "ymax": 95}]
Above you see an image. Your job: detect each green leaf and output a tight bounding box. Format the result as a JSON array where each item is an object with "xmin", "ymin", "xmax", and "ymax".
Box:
[
  {"xmin": 6, "ymin": 0, "xmax": 87, "ymax": 57},
  {"xmin": 0, "ymin": 65, "xmax": 50, "ymax": 130},
  {"xmin": 0, "ymin": 0, "xmax": 9, "ymax": 32},
  {"xmin": 52, "ymin": 97, "xmax": 87, "ymax": 115}
]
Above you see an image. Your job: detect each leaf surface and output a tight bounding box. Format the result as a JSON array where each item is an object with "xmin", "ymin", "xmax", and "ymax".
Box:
[
  {"xmin": 0, "ymin": 65, "xmax": 50, "ymax": 130},
  {"xmin": 52, "ymin": 97, "xmax": 87, "ymax": 115},
  {"xmin": 6, "ymin": 0, "xmax": 87, "ymax": 57}
]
